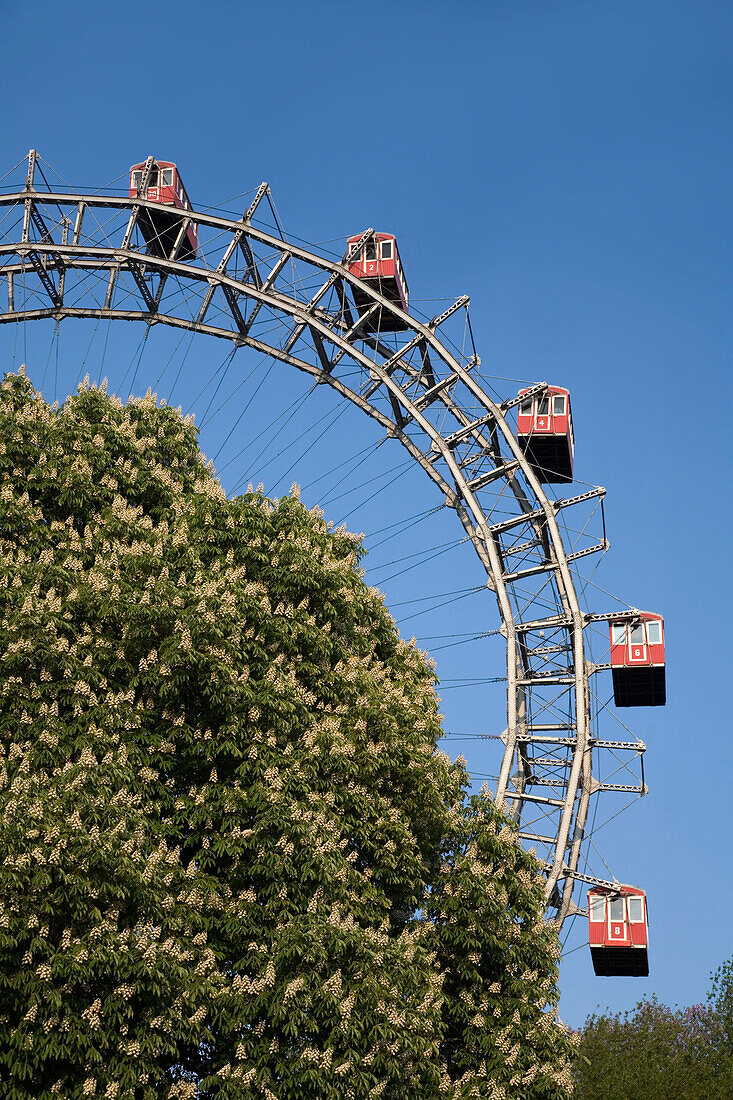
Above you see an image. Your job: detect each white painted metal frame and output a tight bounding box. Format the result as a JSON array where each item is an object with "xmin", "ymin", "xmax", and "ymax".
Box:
[{"xmin": 0, "ymin": 153, "xmax": 649, "ymax": 924}]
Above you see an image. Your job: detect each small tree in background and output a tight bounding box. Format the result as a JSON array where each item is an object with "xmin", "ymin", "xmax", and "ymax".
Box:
[
  {"xmin": 0, "ymin": 370, "xmax": 575, "ymax": 1099},
  {"xmin": 573, "ymin": 960, "xmax": 733, "ymax": 1100}
]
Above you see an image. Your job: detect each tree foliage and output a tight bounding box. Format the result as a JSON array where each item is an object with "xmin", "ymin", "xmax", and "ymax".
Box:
[
  {"xmin": 0, "ymin": 370, "xmax": 575, "ymax": 1099},
  {"xmin": 573, "ymin": 960, "xmax": 733, "ymax": 1099}
]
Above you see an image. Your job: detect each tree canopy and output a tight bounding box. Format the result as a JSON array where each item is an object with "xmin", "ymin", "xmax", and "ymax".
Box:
[
  {"xmin": 573, "ymin": 959, "xmax": 733, "ymax": 1099},
  {"xmin": 0, "ymin": 370, "xmax": 575, "ymax": 1099}
]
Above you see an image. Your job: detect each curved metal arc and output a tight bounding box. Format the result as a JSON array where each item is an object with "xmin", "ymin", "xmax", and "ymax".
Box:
[
  {"xmin": 4, "ymin": 203, "xmax": 530, "ymax": 839},
  {"xmin": 4, "ymin": 233, "xmax": 588, "ymax": 613},
  {"xmin": 362, "ymin": 293, "xmax": 591, "ymax": 914},
  {"xmin": 0, "ymin": 187, "xmax": 598, "ymax": 920},
  {"xmin": 0, "ymin": 225, "xmax": 567, "ymax": 624}
]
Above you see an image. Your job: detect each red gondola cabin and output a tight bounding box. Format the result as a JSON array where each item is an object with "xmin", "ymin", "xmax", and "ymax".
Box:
[
  {"xmin": 588, "ymin": 885, "xmax": 649, "ymax": 977},
  {"xmin": 129, "ymin": 160, "xmax": 198, "ymax": 260},
  {"xmin": 517, "ymin": 386, "xmax": 574, "ymax": 483},
  {"xmin": 346, "ymin": 232, "xmax": 409, "ymax": 332},
  {"xmin": 609, "ymin": 613, "xmax": 666, "ymax": 707}
]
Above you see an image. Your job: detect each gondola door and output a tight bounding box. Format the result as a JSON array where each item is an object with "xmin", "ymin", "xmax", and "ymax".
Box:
[
  {"xmin": 535, "ymin": 395, "xmax": 551, "ymax": 432},
  {"xmin": 627, "ymin": 623, "xmax": 650, "ymax": 666},
  {"xmin": 145, "ymin": 164, "xmax": 160, "ymax": 203},
  {"xmin": 363, "ymin": 238, "xmax": 378, "ymax": 278},
  {"xmin": 607, "ymin": 897, "xmax": 630, "ymax": 945}
]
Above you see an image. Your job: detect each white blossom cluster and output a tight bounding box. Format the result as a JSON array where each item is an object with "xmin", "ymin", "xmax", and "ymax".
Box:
[{"xmin": 0, "ymin": 372, "xmax": 575, "ymax": 1099}]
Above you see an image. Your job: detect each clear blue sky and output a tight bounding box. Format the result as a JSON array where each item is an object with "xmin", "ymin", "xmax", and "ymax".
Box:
[{"xmin": 1, "ymin": 0, "xmax": 730, "ymax": 1028}]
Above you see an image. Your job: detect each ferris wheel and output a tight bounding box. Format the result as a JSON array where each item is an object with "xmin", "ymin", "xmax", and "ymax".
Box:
[{"xmin": 0, "ymin": 150, "xmax": 666, "ymax": 965}]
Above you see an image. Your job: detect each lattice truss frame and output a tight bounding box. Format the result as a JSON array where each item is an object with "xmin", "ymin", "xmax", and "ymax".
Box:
[{"xmin": 0, "ymin": 152, "xmax": 649, "ymax": 925}]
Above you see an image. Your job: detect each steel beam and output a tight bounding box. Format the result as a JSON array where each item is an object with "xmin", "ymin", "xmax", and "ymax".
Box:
[{"xmin": 0, "ymin": 180, "xmax": 648, "ymax": 926}]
